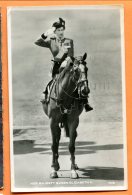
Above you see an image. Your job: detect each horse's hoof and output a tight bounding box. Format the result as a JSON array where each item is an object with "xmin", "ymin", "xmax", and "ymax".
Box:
[
  {"xmin": 71, "ymin": 171, "xmax": 79, "ymax": 179},
  {"xmin": 50, "ymin": 172, "xmax": 58, "ymax": 179}
]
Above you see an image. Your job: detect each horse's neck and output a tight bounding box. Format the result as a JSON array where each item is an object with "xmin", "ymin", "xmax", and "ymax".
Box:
[{"xmin": 57, "ymin": 71, "xmax": 76, "ymax": 103}]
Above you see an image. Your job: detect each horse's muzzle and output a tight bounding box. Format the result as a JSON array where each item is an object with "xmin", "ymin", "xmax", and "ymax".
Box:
[{"xmin": 80, "ymin": 81, "xmax": 89, "ymax": 97}]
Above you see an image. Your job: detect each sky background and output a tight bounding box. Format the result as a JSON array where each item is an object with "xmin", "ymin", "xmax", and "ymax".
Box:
[{"xmin": 8, "ymin": 6, "xmax": 124, "ymax": 126}]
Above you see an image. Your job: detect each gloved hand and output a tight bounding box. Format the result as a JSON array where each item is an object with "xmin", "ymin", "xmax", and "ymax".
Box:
[{"xmin": 44, "ymin": 27, "xmax": 56, "ymax": 38}]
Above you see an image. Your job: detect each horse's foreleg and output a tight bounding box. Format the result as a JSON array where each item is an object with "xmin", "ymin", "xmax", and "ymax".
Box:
[
  {"xmin": 55, "ymin": 125, "xmax": 61, "ymax": 171},
  {"xmin": 50, "ymin": 118, "xmax": 61, "ymax": 178},
  {"xmin": 68, "ymin": 117, "xmax": 79, "ymax": 179}
]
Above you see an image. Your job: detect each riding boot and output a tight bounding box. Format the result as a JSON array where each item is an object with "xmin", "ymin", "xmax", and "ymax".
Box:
[
  {"xmin": 85, "ymin": 103, "xmax": 93, "ymax": 112},
  {"xmin": 84, "ymin": 98, "xmax": 93, "ymax": 112}
]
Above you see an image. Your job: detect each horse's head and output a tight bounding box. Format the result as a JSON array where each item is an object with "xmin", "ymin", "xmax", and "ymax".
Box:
[
  {"xmin": 59, "ymin": 53, "xmax": 89, "ymax": 98},
  {"xmin": 71, "ymin": 53, "xmax": 89, "ymax": 97}
]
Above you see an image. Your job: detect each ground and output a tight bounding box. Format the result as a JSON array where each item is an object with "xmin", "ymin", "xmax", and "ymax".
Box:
[{"xmin": 13, "ymin": 103, "xmax": 126, "ymax": 191}]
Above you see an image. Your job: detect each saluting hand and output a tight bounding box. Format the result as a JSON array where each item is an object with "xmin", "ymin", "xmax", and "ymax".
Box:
[{"xmin": 44, "ymin": 27, "xmax": 56, "ymax": 38}]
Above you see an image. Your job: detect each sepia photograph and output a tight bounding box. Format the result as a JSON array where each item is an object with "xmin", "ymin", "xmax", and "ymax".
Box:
[{"xmin": 8, "ymin": 5, "xmax": 127, "ymax": 192}]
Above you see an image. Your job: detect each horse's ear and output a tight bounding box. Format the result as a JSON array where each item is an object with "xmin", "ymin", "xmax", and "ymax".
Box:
[{"xmin": 83, "ymin": 53, "xmax": 87, "ymax": 61}]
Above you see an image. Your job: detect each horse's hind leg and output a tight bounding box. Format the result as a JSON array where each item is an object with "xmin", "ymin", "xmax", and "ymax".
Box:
[
  {"xmin": 68, "ymin": 117, "xmax": 79, "ymax": 179},
  {"xmin": 50, "ymin": 118, "xmax": 61, "ymax": 178}
]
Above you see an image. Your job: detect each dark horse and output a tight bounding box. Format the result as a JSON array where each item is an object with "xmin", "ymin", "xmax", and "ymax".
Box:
[{"xmin": 42, "ymin": 53, "xmax": 89, "ymax": 179}]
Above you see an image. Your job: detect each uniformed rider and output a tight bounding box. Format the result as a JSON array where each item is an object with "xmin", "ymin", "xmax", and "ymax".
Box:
[{"xmin": 35, "ymin": 18, "xmax": 93, "ymax": 112}]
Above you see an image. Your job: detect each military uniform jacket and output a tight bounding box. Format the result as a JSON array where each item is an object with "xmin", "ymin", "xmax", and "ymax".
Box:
[{"xmin": 35, "ymin": 35, "xmax": 74, "ymax": 62}]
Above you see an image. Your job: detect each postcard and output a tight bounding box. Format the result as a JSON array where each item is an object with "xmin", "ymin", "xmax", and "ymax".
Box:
[{"xmin": 7, "ymin": 5, "xmax": 127, "ymax": 192}]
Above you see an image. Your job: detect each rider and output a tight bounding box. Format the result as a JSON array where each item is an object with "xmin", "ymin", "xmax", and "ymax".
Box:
[{"xmin": 35, "ymin": 18, "xmax": 93, "ymax": 112}]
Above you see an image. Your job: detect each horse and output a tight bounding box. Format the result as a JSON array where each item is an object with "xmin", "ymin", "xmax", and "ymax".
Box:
[{"xmin": 42, "ymin": 53, "xmax": 89, "ymax": 179}]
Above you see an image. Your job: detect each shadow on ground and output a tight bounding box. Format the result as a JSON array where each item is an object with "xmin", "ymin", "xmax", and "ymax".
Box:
[
  {"xmin": 13, "ymin": 140, "xmax": 48, "ymax": 154},
  {"xmin": 13, "ymin": 140, "xmax": 123, "ymax": 156},
  {"xmin": 79, "ymin": 166, "xmax": 124, "ymax": 180}
]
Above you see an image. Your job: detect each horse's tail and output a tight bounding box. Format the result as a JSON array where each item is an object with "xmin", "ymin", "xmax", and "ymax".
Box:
[{"xmin": 61, "ymin": 114, "xmax": 69, "ymax": 137}]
